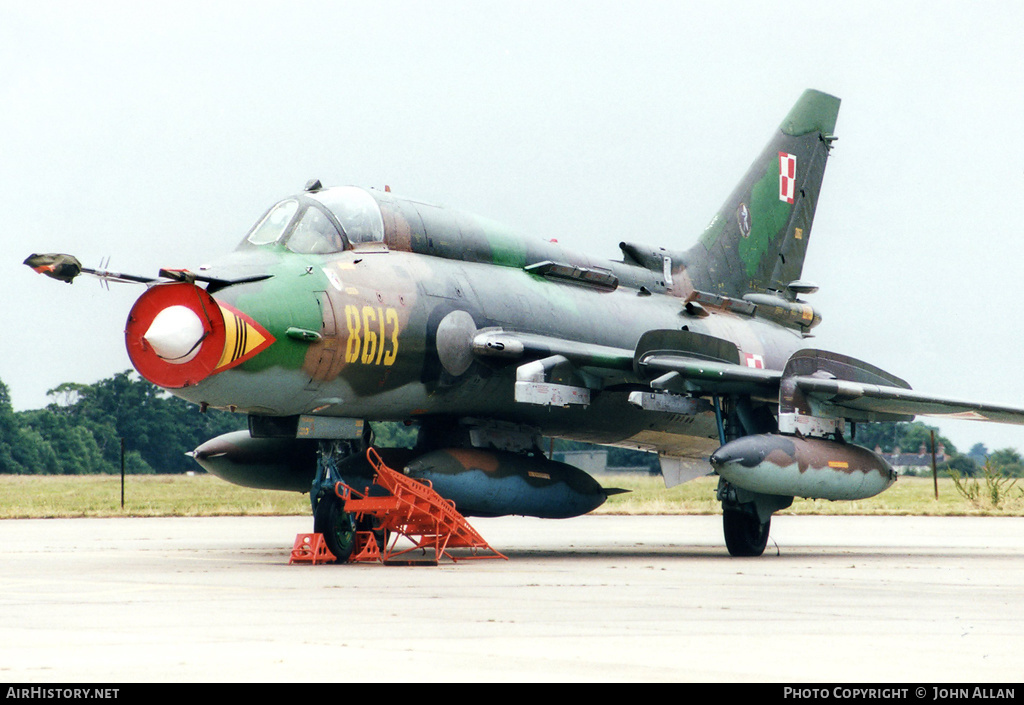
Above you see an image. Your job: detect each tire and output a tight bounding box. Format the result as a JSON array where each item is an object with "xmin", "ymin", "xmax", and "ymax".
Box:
[
  {"xmin": 723, "ymin": 508, "xmax": 770, "ymax": 557},
  {"xmin": 313, "ymin": 494, "xmax": 357, "ymax": 562}
]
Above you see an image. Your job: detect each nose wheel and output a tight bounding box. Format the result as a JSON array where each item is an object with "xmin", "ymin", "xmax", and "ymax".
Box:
[{"xmin": 313, "ymin": 494, "xmax": 357, "ymax": 562}]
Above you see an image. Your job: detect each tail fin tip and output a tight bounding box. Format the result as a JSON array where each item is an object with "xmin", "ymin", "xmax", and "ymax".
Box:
[{"xmin": 781, "ymin": 89, "xmax": 841, "ymax": 138}]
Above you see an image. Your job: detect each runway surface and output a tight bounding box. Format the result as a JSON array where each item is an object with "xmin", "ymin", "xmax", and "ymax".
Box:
[{"xmin": 1, "ymin": 514, "xmax": 1022, "ymax": 682}]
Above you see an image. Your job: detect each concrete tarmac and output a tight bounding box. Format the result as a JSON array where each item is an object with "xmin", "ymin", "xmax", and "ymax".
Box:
[{"xmin": 1, "ymin": 514, "xmax": 1022, "ymax": 683}]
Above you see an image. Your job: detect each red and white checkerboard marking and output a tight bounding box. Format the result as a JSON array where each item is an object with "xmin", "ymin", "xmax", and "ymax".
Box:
[
  {"xmin": 778, "ymin": 152, "xmax": 796, "ymax": 204},
  {"xmin": 742, "ymin": 352, "xmax": 765, "ymax": 369}
]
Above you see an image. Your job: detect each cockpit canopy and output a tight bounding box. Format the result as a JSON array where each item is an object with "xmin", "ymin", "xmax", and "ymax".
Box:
[{"xmin": 241, "ymin": 186, "xmax": 384, "ymax": 254}]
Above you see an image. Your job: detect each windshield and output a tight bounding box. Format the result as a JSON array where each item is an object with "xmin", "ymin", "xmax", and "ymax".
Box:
[
  {"xmin": 242, "ymin": 198, "xmax": 345, "ymax": 254},
  {"xmin": 246, "ymin": 200, "xmax": 299, "ymax": 246}
]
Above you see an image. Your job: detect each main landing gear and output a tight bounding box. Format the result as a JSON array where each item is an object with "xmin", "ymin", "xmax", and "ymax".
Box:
[
  {"xmin": 709, "ymin": 394, "xmax": 791, "ymax": 557},
  {"xmin": 722, "ymin": 507, "xmax": 771, "ymax": 557},
  {"xmin": 717, "ymin": 478, "xmax": 792, "ymax": 558}
]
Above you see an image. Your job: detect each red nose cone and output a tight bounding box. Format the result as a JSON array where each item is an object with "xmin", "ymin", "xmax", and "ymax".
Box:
[
  {"xmin": 125, "ymin": 283, "xmax": 227, "ymax": 388},
  {"xmin": 125, "ymin": 283, "xmax": 275, "ymax": 389}
]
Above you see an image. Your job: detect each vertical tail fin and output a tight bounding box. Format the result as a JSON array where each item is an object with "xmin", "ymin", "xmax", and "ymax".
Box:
[{"xmin": 682, "ymin": 89, "xmax": 840, "ymax": 298}]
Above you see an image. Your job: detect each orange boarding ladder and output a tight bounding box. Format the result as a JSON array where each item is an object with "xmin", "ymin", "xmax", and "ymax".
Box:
[{"xmin": 335, "ymin": 447, "xmax": 507, "ymax": 564}]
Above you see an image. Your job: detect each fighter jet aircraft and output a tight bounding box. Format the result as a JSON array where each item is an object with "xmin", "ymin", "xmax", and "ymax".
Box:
[{"xmin": 27, "ymin": 89, "xmax": 1024, "ymax": 558}]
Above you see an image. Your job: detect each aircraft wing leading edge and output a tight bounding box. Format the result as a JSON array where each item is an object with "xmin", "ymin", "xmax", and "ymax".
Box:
[
  {"xmin": 479, "ymin": 331, "xmax": 1024, "ymax": 428},
  {"xmin": 796, "ymin": 376, "xmax": 1024, "ymax": 426}
]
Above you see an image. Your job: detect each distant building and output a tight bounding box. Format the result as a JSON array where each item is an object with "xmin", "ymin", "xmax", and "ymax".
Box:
[{"xmin": 877, "ymin": 443, "xmax": 947, "ymax": 473}]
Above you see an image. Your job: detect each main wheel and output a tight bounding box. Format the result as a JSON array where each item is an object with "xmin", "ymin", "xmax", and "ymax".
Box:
[
  {"xmin": 313, "ymin": 494, "xmax": 357, "ymax": 562},
  {"xmin": 723, "ymin": 508, "xmax": 770, "ymax": 557}
]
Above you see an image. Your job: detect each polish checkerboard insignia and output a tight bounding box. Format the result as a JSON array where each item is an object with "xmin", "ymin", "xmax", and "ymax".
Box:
[
  {"xmin": 778, "ymin": 152, "xmax": 796, "ymax": 204},
  {"xmin": 742, "ymin": 352, "xmax": 765, "ymax": 369}
]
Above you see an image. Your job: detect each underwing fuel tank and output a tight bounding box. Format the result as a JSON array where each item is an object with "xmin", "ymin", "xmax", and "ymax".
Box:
[
  {"xmin": 403, "ymin": 448, "xmax": 616, "ymax": 519},
  {"xmin": 710, "ymin": 434, "xmax": 896, "ymax": 501}
]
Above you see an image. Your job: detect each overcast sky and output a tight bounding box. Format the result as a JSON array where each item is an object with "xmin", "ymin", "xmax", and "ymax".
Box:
[{"xmin": 4, "ymin": 1, "xmax": 1024, "ymax": 456}]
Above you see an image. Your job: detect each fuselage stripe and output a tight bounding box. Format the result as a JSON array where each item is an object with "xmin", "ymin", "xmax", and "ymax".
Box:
[{"xmin": 235, "ymin": 316, "xmax": 245, "ymax": 361}]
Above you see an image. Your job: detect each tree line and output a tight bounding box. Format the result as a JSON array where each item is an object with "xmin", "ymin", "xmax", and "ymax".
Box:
[
  {"xmin": 849, "ymin": 421, "xmax": 1023, "ymax": 477},
  {"xmin": 0, "ymin": 372, "xmax": 244, "ymax": 474},
  {"xmin": 2, "ymin": 371, "xmax": 1021, "ymax": 477}
]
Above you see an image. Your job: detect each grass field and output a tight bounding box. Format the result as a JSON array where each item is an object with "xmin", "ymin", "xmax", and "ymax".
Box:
[{"xmin": 1, "ymin": 472, "xmax": 1021, "ymax": 519}]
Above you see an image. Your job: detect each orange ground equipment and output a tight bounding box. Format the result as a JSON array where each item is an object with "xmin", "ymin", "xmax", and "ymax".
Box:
[
  {"xmin": 335, "ymin": 447, "xmax": 507, "ymax": 565},
  {"xmin": 289, "ymin": 533, "xmax": 336, "ymax": 565}
]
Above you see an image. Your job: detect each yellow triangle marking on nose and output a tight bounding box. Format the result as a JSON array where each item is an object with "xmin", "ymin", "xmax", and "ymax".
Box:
[{"xmin": 214, "ymin": 303, "xmax": 275, "ymax": 372}]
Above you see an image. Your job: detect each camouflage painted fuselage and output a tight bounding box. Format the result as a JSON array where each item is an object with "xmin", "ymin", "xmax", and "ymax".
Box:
[
  {"xmin": 127, "ymin": 89, "xmax": 839, "ymax": 462},
  {"xmin": 168, "ymin": 193, "xmax": 801, "ymax": 458}
]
